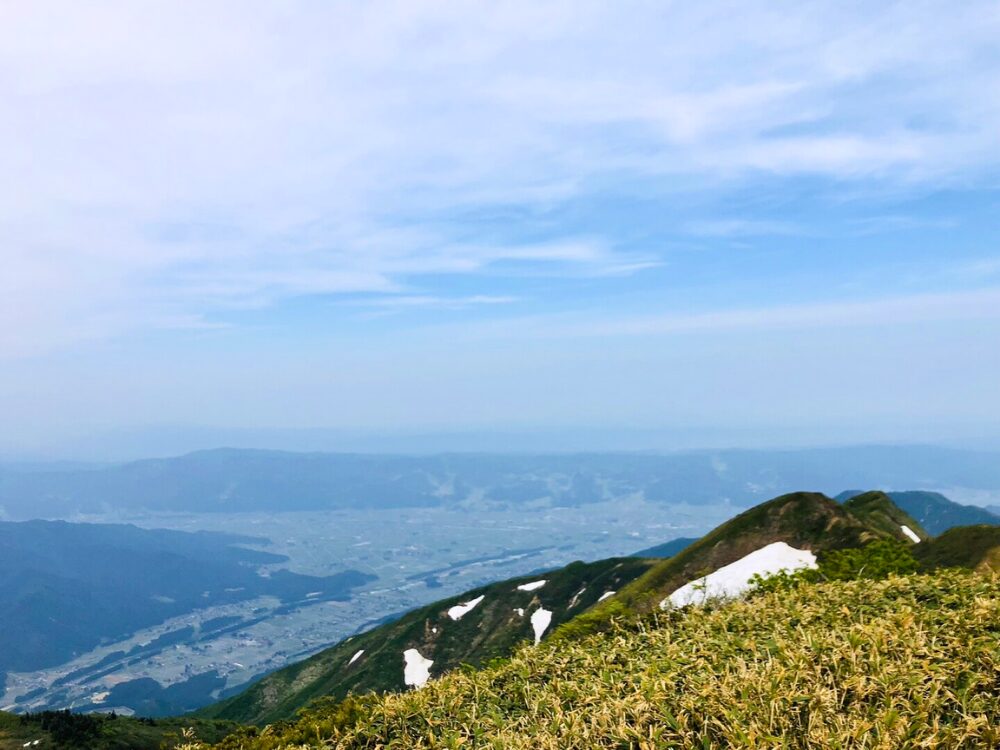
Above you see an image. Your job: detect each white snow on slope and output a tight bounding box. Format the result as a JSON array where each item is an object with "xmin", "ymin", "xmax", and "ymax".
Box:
[
  {"xmin": 900, "ymin": 524, "xmax": 921, "ymax": 543},
  {"xmin": 530, "ymin": 607, "xmax": 553, "ymax": 644},
  {"xmin": 514, "ymin": 607, "xmax": 524, "ymax": 616},
  {"xmin": 517, "ymin": 580, "xmax": 547, "ymax": 592},
  {"xmin": 347, "ymin": 649, "xmax": 364, "ymax": 666},
  {"xmin": 662, "ymin": 541, "xmax": 817, "ymax": 609},
  {"xmin": 447, "ymin": 594, "xmax": 485, "ymax": 620},
  {"xmin": 597, "ymin": 591, "xmax": 615, "ymax": 602},
  {"xmin": 403, "ymin": 648, "xmax": 434, "ymax": 688}
]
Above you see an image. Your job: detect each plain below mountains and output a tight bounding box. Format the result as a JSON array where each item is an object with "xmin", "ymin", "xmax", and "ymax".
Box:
[
  {"xmin": 4, "ymin": 445, "xmax": 1000, "ymax": 518},
  {"xmin": 0, "ymin": 521, "xmax": 373, "ymax": 679}
]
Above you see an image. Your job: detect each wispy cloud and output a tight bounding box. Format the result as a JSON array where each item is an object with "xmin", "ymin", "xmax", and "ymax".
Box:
[
  {"xmin": 682, "ymin": 219, "xmax": 803, "ymax": 238},
  {"xmin": 1, "ymin": 1, "xmax": 999, "ymax": 356},
  {"xmin": 352, "ymin": 294, "xmax": 518, "ymax": 313},
  {"xmin": 425, "ymin": 287, "xmax": 1000, "ymax": 342}
]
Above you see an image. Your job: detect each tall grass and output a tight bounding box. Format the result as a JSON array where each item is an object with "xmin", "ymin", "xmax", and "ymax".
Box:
[{"xmin": 191, "ymin": 571, "xmax": 1000, "ymax": 749}]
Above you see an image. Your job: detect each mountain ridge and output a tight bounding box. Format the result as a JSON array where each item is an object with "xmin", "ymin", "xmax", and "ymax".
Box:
[{"xmin": 197, "ymin": 489, "xmax": 930, "ymax": 726}]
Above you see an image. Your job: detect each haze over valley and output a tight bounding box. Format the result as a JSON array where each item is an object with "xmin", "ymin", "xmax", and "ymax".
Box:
[{"xmin": 2, "ymin": 445, "xmax": 1000, "ymax": 716}]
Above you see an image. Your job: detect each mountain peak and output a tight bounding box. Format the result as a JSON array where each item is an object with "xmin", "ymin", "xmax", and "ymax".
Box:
[{"xmin": 842, "ymin": 490, "xmax": 929, "ymax": 542}]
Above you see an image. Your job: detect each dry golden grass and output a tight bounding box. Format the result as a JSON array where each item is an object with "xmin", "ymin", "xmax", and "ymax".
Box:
[{"xmin": 192, "ymin": 571, "xmax": 1000, "ymax": 749}]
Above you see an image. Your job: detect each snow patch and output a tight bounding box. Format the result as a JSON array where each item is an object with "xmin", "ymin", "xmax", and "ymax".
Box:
[
  {"xmin": 348, "ymin": 649, "xmax": 364, "ymax": 666},
  {"xmin": 403, "ymin": 649, "xmax": 433, "ymax": 688},
  {"xmin": 514, "ymin": 608, "xmax": 525, "ymax": 616},
  {"xmin": 662, "ymin": 541, "xmax": 817, "ymax": 609},
  {"xmin": 597, "ymin": 591, "xmax": 615, "ymax": 602},
  {"xmin": 90, "ymin": 691, "xmax": 110, "ymax": 703},
  {"xmin": 900, "ymin": 524, "xmax": 921, "ymax": 543},
  {"xmin": 517, "ymin": 580, "xmax": 547, "ymax": 592},
  {"xmin": 568, "ymin": 587, "xmax": 587, "ymax": 608},
  {"xmin": 447, "ymin": 594, "xmax": 485, "ymax": 620},
  {"xmin": 530, "ymin": 607, "xmax": 553, "ymax": 644}
]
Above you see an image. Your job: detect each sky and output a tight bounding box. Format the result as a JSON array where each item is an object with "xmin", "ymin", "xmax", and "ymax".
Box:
[{"xmin": 2, "ymin": 1, "xmax": 1000, "ymax": 458}]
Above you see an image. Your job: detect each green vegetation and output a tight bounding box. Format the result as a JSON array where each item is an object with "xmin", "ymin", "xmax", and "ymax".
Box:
[
  {"xmin": 194, "ymin": 489, "xmax": 999, "ymax": 736},
  {"xmin": 837, "ymin": 489, "xmax": 1000, "ymax": 536},
  {"xmin": 6, "ymin": 486, "xmax": 982, "ymax": 750},
  {"xmin": 182, "ymin": 570, "xmax": 1000, "ymax": 749},
  {"xmin": 198, "ymin": 557, "xmax": 654, "ymax": 726},
  {"xmin": 0, "ymin": 710, "xmax": 236, "ymax": 750},
  {"xmin": 195, "ymin": 488, "xmax": 984, "ymax": 746},
  {"xmin": 914, "ymin": 525, "xmax": 1000, "ymax": 572},
  {"xmin": 749, "ymin": 539, "xmax": 920, "ymax": 594},
  {"xmin": 554, "ymin": 491, "xmax": 885, "ymax": 640},
  {"xmin": 821, "ymin": 539, "xmax": 921, "ymax": 580},
  {"xmin": 841, "ymin": 491, "xmax": 928, "ymax": 542}
]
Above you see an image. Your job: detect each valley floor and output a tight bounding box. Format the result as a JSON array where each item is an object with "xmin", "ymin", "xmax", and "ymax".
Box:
[{"xmin": 3, "ymin": 499, "xmax": 733, "ymax": 715}]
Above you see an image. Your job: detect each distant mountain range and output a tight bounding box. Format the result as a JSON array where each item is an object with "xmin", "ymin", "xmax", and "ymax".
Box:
[{"xmin": 4, "ymin": 445, "xmax": 1000, "ymax": 519}]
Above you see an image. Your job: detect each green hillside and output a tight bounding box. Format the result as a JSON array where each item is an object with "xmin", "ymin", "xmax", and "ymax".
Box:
[
  {"xmin": 915, "ymin": 524, "xmax": 1000, "ymax": 572},
  {"xmin": 186, "ymin": 570, "xmax": 1000, "ymax": 749},
  {"xmin": 841, "ymin": 490, "xmax": 929, "ymax": 542},
  {"xmin": 0, "ymin": 710, "xmax": 235, "ymax": 750},
  {"xmin": 199, "ymin": 490, "xmax": 928, "ymax": 726},
  {"xmin": 837, "ymin": 489, "xmax": 1000, "ymax": 536},
  {"xmin": 563, "ymin": 491, "xmax": 887, "ymax": 636},
  {"xmin": 198, "ymin": 556, "xmax": 653, "ymax": 726}
]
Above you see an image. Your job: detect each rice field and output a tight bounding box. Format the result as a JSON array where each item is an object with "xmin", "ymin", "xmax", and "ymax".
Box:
[{"xmin": 191, "ymin": 570, "xmax": 1000, "ymax": 749}]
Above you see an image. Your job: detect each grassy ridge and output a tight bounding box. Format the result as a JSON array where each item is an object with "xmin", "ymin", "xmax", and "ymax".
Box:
[
  {"xmin": 554, "ymin": 491, "xmax": 883, "ymax": 640},
  {"xmin": 0, "ymin": 711, "xmax": 236, "ymax": 750},
  {"xmin": 189, "ymin": 570, "xmax": 1000, "ymax": 749},
  {"xmin": 198, "ymin": 558, "xmax": 654, "ymax": 726},
  {"xmin": 915, "ymin": 525, "xmax": 1000, "ymax": 572},
  {"xmin": 842, "ymin": 491, "xmax": 929, "ymax": 542}
]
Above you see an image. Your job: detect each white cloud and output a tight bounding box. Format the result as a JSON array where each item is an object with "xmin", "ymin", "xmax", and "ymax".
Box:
[
  {"xmin": 1, "ymin": 1, "xmax": 999, "ymax": 355},
  {"xmin": 681, "ymin": 219, "xmax": 803, "ymax": 238},
  {"xmin": 422, "ymin": 287, "xmax": 1000, "ymax": 342},
  {"xmin": 351, "ymin": 294, "xmax": 518, "ymax": 313}
]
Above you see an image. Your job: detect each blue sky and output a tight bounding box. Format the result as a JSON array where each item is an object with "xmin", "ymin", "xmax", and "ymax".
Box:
[{"xmin": 2, "ymin": 1, "xmax": 999, "ymax": 457}]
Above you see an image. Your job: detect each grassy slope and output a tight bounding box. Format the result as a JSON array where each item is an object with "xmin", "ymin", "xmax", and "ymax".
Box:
[
  {"xmin": 202, "ymin": 492, "xmax": 870, "ymax": 725},
  {"xmin": 557, "ymin": 491, "xmax": 885, "ymax": 639},
  {"xmin": 194, "ymin": 570, "xmax": 1000, "ymax": 749},
  {"xmin": 836, "ymin": 490, "xmax": 1000, "ymax": 536},
  {"xmin": 0, "ymin": 712, "xmax": 235, "ymax": 750},
  {"xmin": 198, "ymin": 557, "xmax": 653, "ymax": 726},
  {"xmin": 915, "ymin": 524, "xmax": 1000, "ymax": 572},
  {"xmin": 842, "ymin": 491, "xmax": 929, "ymax": 542}
]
